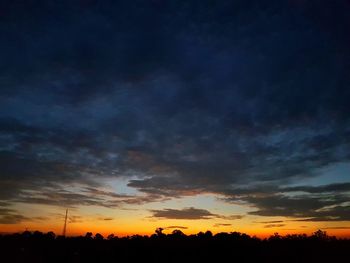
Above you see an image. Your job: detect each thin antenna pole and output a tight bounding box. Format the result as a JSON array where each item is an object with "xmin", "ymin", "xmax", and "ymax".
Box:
[{"xmin": 62, "ymin": 208, "xmax": 68, "ymax": 237}]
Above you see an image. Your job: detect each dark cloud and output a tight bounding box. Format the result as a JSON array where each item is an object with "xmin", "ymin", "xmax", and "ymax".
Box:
[
  {"xmin": 293, "ymin": 205, "xmax": 350, "ymax": 222},
  {"xmin": 218, "ymin": 182, "xmax": 350, "ymax": 221},
  {"xmin": 164, "ymin": 226, "xmax": 188, "ymax": 230},
  {"xmin": 246, "ymin": 193, "xmax": 350, "ymax": 221},
  {"xmin": 0, "ymin": 205, "xmax": 29, "ymax": 224},
  {"xmin": 0, "ymin": 0, "xmax": 349, "ymax": 223},
  {"xmin": 8, "ymin": 185, "xmax": 165, "ymax": 209},
  {"xmin": 0, "ymin": 214, "xmax": 28, "ymax": 224},
  {"xmin": 150, "ymin": 207, "xmax": 242, "ymax": 220},
  {"xmin": 151, "ymin": 207, "xmax": 216, "ymax": 220},
  {"xmin": 282, "ymin": 183, "xmax": 350, "ymax": 194},
  {"xmin": 100, "ymin": 217, "xmax": 114, "ymax": 221}
]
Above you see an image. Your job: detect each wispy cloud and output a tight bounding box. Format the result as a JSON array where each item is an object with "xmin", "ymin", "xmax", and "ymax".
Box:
[
  {"xmin": 264, "ymin": 224, "xmax": 286, "ymax": 228},
  {"xmin": 213, "ymin": 223, "xmax": 232, "ymax": 227}
]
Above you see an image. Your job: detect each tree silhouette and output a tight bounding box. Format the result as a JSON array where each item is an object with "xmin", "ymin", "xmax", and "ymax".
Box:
[
  {"xmin": 313, "ymin": 230, "xmax": 328, "ymax": 240},
  {"xmin": 155, "ymin": 227, "xmax": 165, "ymax": 237},
  {"xmin": 94, "ymin": 233, "xmax": 104, "ymax": 240},
  {"xmin": 171, "ymin": 229, "xmax": 185, "ymax": 237},
  {"xmin": 46, "ymin": 231, "xmax": 56, "ymax": 240},
  {"xmin": 0, "ymin": 229, "xmax": 348, "ymax": 263},
  {"xmin": 204, "ymin": 230, "xmax": 213, "ymax": 238},
  {"xmin": 107, "ymin": 233, "xmax": 115, "ymax": 240},
  {"xmin": 85, "ymin": 232, "xmax": 93, "ymax": 239}
]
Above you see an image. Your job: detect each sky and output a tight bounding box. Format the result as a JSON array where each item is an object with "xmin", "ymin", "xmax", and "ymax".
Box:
[{"xmin": 0, "ymin": 0, "xmax": 349, "ymax": 238}]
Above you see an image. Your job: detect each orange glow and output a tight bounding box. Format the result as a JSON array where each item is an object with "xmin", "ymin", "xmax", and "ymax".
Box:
[
  {"xmin": 1, "ymin": 197, "xmax": 349, "ymax": 238},
  {"xmin": 1, "ymin": 217, "xmax": 349, "ymax": 238}
]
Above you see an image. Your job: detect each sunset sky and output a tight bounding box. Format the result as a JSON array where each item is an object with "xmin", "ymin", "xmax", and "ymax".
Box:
[{"xmin": 0, "ymin": 0, "xmax": 349, "ymax": 238}]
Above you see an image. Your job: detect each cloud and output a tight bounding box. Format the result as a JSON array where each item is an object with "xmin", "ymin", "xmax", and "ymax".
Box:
[
  {"xmin": 31, "ymin": 216, "xmax": 50, "ymax": 221},
  {"xmin": 217, "ymin": 215, "xmax": 244, "ymax": 220},
  {"xmin": 151, "ymin": 207, "xmax": 216, "ymax": 220},
  {"xmin": 321, "ymin": 227, "xmax": 350, "ymax": 230},
  {"xmin": 164, "ymin": 226, "xmax": 188, "ymax": 230},
  {"xmin": 150, "ymin": 207, "xmax": 242, "ymax": 220},
  {"xmin": 7, "ymin": 185, "xmax": 165, "ymax": 209},
  {"xmin": 100, "ymin": 217, "xmax": 114, "ymax": 221},
  {"xmin": 69, "ymin": 215, "xmax": 83, "ymax": 224},
  {"xmin": 0, "ymin": 214, "xmax": 28, "ymax": 224},
  {"xmin": 281, "ymin": 183, "xmax": 350, "ymax": 194},
  {"xmin": 264, "ymin": 224, "xmax": 286, "ymax": 228},
  {"xmin": 216, "ymin": 182, "xmax": 350, "ymax": 221},
  {"xmin": 0, "ymin": 205, "xmax": 29, "ymax": 224},
  {"xmin": 213, "ymin": 223, "xmax": 232, "ymax": 227},
  {"xmin": 246, "ymin": 193, "xmax": 350, "ymax": 221},
  {"xmin": 256, "ymin": 220, "xmax": 284, "ymax": 224},
  {"xmin": 0, "ymin": 0, "xmax": 349, "ymax": 225}
]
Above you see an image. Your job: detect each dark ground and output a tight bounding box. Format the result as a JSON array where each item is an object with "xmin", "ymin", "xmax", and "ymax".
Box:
[{"xmin": 1, "ymin": 230, "xmax": 349, "ymax": 263}]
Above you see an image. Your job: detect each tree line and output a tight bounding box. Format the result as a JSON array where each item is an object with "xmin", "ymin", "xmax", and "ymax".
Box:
[{"xmin": 1, "ymin": 229, "xmax": 349, "ymax": 262}]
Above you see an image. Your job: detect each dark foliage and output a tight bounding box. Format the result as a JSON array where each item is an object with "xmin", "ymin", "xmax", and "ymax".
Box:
[{"xmin": 0, "ymin": 229, "xmax": 348, "ymax": 263}]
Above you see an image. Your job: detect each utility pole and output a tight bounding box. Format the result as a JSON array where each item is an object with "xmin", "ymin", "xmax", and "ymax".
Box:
[{"xmin": 62, "ymin": 208, "xmax": 68, "ymax": 237}]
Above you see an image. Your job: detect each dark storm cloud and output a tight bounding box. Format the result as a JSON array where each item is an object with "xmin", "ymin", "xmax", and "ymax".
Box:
[
  {"xmin": 0, "ymin": 0, "xmax": 350, "ymax": 222},
  {"xmin": 150, "ymin": 207, "xmax": 242, "ymax": 220}
]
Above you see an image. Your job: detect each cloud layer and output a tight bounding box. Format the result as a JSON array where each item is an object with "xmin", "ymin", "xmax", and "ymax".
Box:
[{"xmin": 0, "ymin": 1, "xmax": 349, "ymax": 223}]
